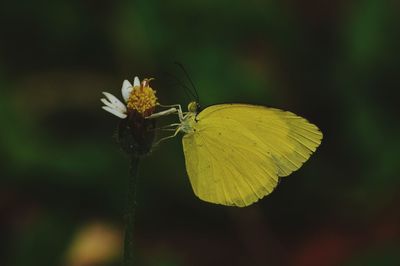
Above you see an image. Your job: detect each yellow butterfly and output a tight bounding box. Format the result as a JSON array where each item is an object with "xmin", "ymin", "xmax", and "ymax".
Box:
[{"xmin": 148, "ymin": 100, "xmax": 323, "ymax": 207}]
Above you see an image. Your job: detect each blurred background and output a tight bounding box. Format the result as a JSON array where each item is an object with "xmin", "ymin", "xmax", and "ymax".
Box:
[{"xmin": 1, "ymin": 0, "xmax": 399, "ymax": 265}]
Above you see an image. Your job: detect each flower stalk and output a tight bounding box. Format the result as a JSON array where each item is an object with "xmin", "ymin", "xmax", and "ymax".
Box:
[{"xmin": 123, "ymin": 155, "xmax": 140, "ymax": 266}]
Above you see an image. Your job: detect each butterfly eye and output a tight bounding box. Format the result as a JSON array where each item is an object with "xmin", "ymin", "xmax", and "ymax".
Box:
[{"xmin": 188, "ymin": 101, "xmax": 198, "ymax": 113}]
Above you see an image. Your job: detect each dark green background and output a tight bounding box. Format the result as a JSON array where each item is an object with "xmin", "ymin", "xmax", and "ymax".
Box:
[{"xmin": 1, "ymin": 0, "xmax": 399, "ymax": 265}]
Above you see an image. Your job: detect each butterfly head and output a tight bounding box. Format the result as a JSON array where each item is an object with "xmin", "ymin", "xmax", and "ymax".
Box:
[{"xmin": 188, "ymin": 101, "xmax": 201, "ymax": 114}]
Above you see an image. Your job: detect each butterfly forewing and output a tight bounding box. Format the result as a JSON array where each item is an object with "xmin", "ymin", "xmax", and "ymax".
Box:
[{"xmin": 197, "ymin": 104, "xmax": 323, "ymax": 177}]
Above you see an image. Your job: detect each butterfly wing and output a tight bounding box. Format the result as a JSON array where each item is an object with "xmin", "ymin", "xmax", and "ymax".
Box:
[
  {"xmin": 182, "ymin": 118, "xmax": 279, "ymax": 207},
  {"xmin": 182, "ymin": 104, "xmax": 323, "ymax": 207}
]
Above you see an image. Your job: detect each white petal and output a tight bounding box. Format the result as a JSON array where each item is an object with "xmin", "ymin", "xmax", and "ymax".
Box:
[
  {"xmin": 100, "ymin": 98, "xmax": 114, "ymax": 109},
  {"xmin": 102, "ymin": 106, "xmax": 127, "ymax": 119},
  {"xmin": 102, "ymin": 92, "xmax": 127, "ymax": 113},
  {"xmin": 121, "ymin": 80, "xmax": 133, "ymax": 102},
  {"xmin": 133, "ymin": 76, "xmax": 140, "ymax": 87}
]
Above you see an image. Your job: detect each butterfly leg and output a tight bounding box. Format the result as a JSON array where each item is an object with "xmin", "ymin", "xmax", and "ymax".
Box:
[
  {"xmin": 151, "ymin": 123, "xmax": 182, "ymax": 131},
  {"xmin": 154, "ymin": 125, "xmax": 182, "ymax": 146},
  {"xmin": 161, "ymin": 123, "xmax": 181, "ymax": 128},
  {"xmin": 146, "ymin": 107, "xmax": 178, "ymax": 119},
  {"xmin": 157, "ymin": 104, "xmax": 185, "ymax": 121}
]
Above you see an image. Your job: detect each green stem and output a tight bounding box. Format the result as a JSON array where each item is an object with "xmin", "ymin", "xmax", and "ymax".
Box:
[{"xmin": 124, "ymin": 156, "xmax": 140, "ymax": 266}]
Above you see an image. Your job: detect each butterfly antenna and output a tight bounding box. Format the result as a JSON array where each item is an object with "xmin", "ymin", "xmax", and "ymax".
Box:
[
  {"xmin": 163, "ymin": 71, "xmax": 196, "ymax": 102},
  {"xmin": 174, "ymin": 62, "xmax": 200, "ymax": 103}
]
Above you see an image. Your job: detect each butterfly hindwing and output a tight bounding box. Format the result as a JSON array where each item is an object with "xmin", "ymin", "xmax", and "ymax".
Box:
[{"xmin": 182, "ymin": 113, "xmax": 279, "ymax": 207}]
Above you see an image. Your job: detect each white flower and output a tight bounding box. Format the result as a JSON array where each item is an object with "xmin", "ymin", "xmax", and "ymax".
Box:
[{"xmin": 101, "ymin": 77, "xmax": 141, "ymax": 119}]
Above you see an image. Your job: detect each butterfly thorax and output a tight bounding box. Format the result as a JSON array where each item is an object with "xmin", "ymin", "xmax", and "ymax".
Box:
[
  {"xmin": 181, "ymin": 111, "xmax": 197, "ymax": 134},
  {"xmin": 180, "ymin": 101, "xmax": 200, "ymax": 134}
]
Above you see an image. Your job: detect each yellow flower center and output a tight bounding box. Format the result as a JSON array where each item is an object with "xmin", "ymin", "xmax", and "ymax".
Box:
[{"xmin": 126, "ymin": 78, "xmax": 158, "ymax": 116}]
